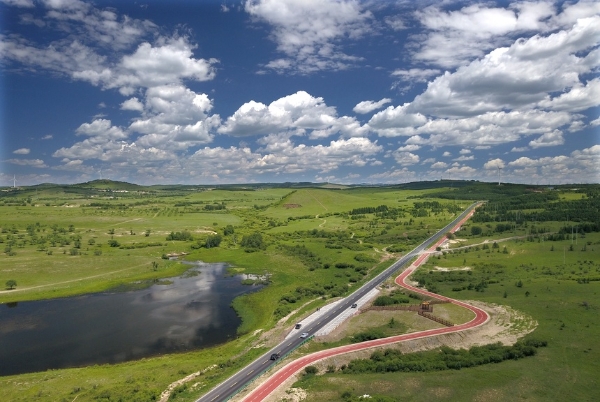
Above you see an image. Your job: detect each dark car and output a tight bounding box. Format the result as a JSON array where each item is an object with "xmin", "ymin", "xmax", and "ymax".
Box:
[
  {"xmin": 351, "ymin": 303, "xmax": 358, "ymax": 308},
  {"xmin": 270, "ymin": 353, "xmax": 280, "ymax": 360},
  {"xmin": 295, "ymin": 323, "xmax": 302, "ymax": 329}
]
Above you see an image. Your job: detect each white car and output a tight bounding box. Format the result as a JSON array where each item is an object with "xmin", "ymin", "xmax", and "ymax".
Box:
[{"xmin": 300, "ymin": 332, "xmax": 309, "ymax": 338}]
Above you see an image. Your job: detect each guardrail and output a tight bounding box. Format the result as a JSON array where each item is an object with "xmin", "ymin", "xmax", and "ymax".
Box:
[{"xmin": 223, "ymin": 336, "xmax": 314, "ymax": 402}]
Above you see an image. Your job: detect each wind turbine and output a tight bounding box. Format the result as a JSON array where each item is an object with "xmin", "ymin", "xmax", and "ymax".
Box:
[
  {"xmin": 13, "ymin": 175, "xmax": 16, "ymax": 188},
  {"xmin": 497, "ymin": 166, "xmax": 502, "ymax": 186}
]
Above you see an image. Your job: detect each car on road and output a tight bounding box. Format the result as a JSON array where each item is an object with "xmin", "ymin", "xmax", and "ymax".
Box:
[
  {"xmin": 351, "ymin": 303, "xmax": 358, "ymax": 308},
  {"xmin": 300, "ymin": 332, "xmax": 309, "ymax": 338},
  {"xmin": 270, "ymin": 353, "xmax": 280, "ymax": 360},
  {"xmin": 295, "ymin": 323, "xmax": 302, "ymax": 329}
]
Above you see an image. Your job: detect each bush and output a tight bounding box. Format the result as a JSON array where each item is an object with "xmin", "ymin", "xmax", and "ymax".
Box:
[
  {"xmin": 354, "ymin": 253, "xmax": 377, "ymax": 263},
  {"xmin": 166, "ymin": 231, "xmax": 193, "ymax": 241},
  {"xmin": 241, "ymin": 232, "xmax": 265, "ymax": 251},
  {"xmin": 304, "ymin": 366, "xmax": 318, "ymax": 375},
  {"xmin": 205, "ymin": 234, "xmax": 222, "ymax": 248}
]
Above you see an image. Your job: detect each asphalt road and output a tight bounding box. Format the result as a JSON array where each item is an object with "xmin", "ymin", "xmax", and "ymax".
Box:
[{"xmin": 195, "ymin": 202, "xmax": 481, "ymax": 402}]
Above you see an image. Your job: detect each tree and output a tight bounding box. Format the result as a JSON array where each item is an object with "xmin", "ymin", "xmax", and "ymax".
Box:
[
  {"xmin": 205, "ymin": 234, "xmax": 222, "ymax": 248},
  {"xmin": 241, "ymin": 232, "xmax": 264, "ymax": 250},
  {"xmin": 471, "ymin": 226, "xmax": 482, "ymax": 236},
  {"xmin": 5, "ymin": 279, "xmax": 17, "ymax": 290},
  {"xmin": 224, "ymin": 225, "xmax": 235, "ymax": 236}
]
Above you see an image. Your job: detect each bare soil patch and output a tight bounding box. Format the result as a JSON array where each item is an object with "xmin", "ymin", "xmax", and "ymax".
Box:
[{"xmin": 283, "ymin": 204, "xmax": 301, "ymax": 209}]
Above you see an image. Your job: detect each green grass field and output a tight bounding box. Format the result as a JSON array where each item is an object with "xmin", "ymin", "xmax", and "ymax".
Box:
[
  {"xmin": 292, "ymin": 233, "xmax": 600, "ymax": 402},
  {"xmin": 1, "ymin": 182, "xmax": 599, "ymax": 401}
]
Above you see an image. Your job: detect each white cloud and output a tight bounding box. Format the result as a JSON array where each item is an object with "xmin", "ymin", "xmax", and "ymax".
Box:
[
  {"xmin": 353, "ymin": 98, "xmax": 392, "ymax": 114},
  {"xmin": 483, "ymin": 158, "xmax": 505, "ymax": 169},
  {"xmin": 459, "ymin": 148, "xmax": 471, "ymax": 155},
  {"xmin": 413, "ymin": 2, "xmax": 557, "ymax": 68},
  {"xmin": 245, "ymin": 0, "xmax": 372, "ymax": 74},
  {"xmin": 1, "ymin": 0, "xmax": 34, "ymax": 7},
  {"xmin": 219, "ymin": 91, "xmax": 366, "ymax": 138},
  {"xmin": 504, "ymin": 146, "xmax": 599, "ymax": 183},
  {"xmin": 453, "ymin": 155, "xmax": 474, "ymax": 161},
  {"xmin": 391, "ymin": 68, "xmax": 441, "ymax": 82},
  {"xmin": 431, "ymin": 161, "xmax": 448, "ymax": 169},
  {"xmin": 397, "ymin": 144, "xmax": 421, "ymax": 152},
  {"xmin": 41, "ymin": 0, "xmax": 157, "ymax": 51},
  {"xmin": 392, "ymin": 151, "xmax": 419, "ymax": 166},
  {"xmin": 185, "ymin": 136, "xmax": 382, "ymax": 178},
  {"xmin": 444, "ymin": 165, "xmax": 478, "ymax": 177},
  {"xmin": 5, "ymin": 158, "xmax": 47, "ymax": 167},
  {"xmin": 109, "ymin": 38, "xmax": 217, "ymax": 91},
  {"xmin": 13, "ymin": 148, "xmax": 30, "ymax": 155},
  {"xmin": 76, "ymin": 119, "xmax": 127, "ymax": 140},
  {"xmin": 121, "ymin": 97, "xmax": 144, "ymax": 112},
  {"xmin": 538, "ymin": 78, "xmax": 600, "ymax": 112},
  {"xmin": 511, "ymin": 146, "xmax": 528, "ymax": 152},
  {"xmin": 384, "ymin": 15, "xmax": 407, "ymax": 31},
  {"xmin": 367, "ymin": 104, "xmax": 428, "ymax": 136},
  {"xmin": 442, "ymin": 151, "xmax": 451, "ymax": 157},
  {"xmin": 528, "ymin": 130, "xmax": 564, "ymax": 148}
]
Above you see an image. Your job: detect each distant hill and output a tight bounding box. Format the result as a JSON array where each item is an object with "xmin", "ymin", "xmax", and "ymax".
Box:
[{"xmin": 72, "ymin": 180, "xmax": 148, "ymax": 191}]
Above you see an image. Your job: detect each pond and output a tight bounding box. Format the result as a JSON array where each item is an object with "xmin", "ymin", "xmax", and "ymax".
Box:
[{"xmin": 0, "ymin": 262, "xmax": 259, "ymax": 377}]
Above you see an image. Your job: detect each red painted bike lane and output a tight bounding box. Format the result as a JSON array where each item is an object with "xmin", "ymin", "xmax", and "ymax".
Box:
[{"xmin": 242, "ymin": 209, "xmax": 488, "ymax": 402}]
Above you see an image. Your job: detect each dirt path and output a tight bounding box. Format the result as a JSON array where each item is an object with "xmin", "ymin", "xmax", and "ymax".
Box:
[
  {"xmin": 105, "ymin": 217, "xmax": 143, "ymax": 228},
  {"xmin": 308, "ymin": 191, "xmax": 328, "ymax": 211},
  {"xmin": 0, "ymin": 262, "xmax": 149, "ymax": 294}
]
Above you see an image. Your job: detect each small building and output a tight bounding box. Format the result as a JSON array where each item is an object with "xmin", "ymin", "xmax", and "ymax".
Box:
[{"xmin": 420, "ymin": 301, "xmax": 433, "ymax": 312}]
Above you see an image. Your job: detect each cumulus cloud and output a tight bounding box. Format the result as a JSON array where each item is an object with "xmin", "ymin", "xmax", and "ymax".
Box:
[
  {"xmin": 185, "ymin": 136, "xmax": 382, "ymax": 178},
  {"xmin": 76, "ymin": 119, "xmax": 127, "ymax": 140},
  {"xmin": 5, "ymin": 158, "xmax": 47, "ymax": 167},
  {"xmin": 483, "ymin": 158, "xmax": 505, "ymax": 169},
  {"xmin": 410, "ymin": 1, "xmax": 600, "ymax": 68},
  {"xmin": 538, "ymin": 78, "xmax": 600, "ymax": 112},
  {"xmin": 528, "ymin": 130, "xmax": 564, "ymax": 148},
  {"xmin": 392, "ymin": 151, "xmax": 420, "ymax": 166},
  {"xmin": 245, "ymin": 0, "xmax": 372, "ymax": 74},
  {"xmin": 13, "ymin": 148, "xmax": 30, "ymax": 155},
  {"xmin": 219, "ymin": 91, "xmax": 366, "ymax": 138},
  {"xmin": 353, "ymin": 98, "xmax": 392, "ymax": 114},
  {"xmin": 407, "ymin": 15, "xmax": 600, "ymax": 119},
  {"xmin": 368, "ymin": 104, "xmax": 428, "ymax": 136},
  {"xmin": 121, "ymin": 97, "xmax": 144, "ymax": 112}
]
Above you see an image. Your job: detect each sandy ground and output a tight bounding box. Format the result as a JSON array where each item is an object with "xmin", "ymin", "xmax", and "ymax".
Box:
[{"xmin": 247, "ymin": 300, "xmax": 537, "ymax": 402}]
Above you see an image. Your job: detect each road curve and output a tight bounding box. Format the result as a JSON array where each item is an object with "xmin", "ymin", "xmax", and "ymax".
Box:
[{"xmin": 241, "ymin": 208, "xmax": 489, "ymax": 402}]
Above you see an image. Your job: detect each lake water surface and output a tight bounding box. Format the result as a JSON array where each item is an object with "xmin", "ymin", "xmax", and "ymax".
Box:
[{"xmin": 0, "ymin": 262, "xmax": 257, "ymax": 376}]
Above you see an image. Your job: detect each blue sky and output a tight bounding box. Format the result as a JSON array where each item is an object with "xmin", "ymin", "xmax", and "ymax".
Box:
[{"xmin": 0, "ymin": 0, "xmax": 598, "ymax": 185}]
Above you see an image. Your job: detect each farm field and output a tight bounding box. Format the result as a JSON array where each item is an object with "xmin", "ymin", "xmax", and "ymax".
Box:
[{"xmin": 0, "ymin": 180, "xmax": 599, "ymax": 402}]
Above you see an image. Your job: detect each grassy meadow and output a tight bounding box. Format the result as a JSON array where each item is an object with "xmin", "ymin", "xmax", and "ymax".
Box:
[
  {"xmin": 1, "ymin": 181, "xmax": 599, "ymax": 401},
  {"xmin": 291, "ymin": 221, "xmax": 600, "ymax": 401}
]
